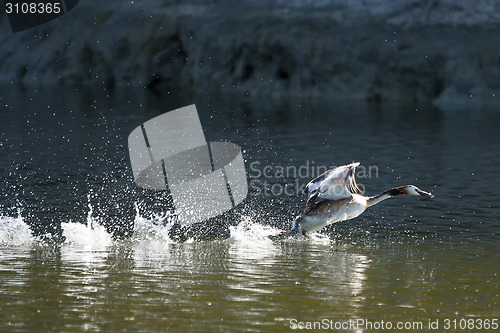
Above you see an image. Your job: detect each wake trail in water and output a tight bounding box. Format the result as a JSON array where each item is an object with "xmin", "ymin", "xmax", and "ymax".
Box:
[{"xmin": 0, "ymin": 202, "xmax": 331, "ymax": 248}]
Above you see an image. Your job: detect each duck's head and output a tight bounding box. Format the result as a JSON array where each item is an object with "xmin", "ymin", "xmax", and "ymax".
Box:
[{"xmin": 403, "ymin": 185, "xmax": 434, "ymax": 198}]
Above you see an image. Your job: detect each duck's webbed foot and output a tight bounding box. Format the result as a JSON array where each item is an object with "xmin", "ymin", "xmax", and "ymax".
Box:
[
  {"xmin": 272, "ymin": 228, "xmax": 300, "ymax": 239},
  {"xmin": 269, "ymin": 216, "xmax": 301, "ymax": 240}
]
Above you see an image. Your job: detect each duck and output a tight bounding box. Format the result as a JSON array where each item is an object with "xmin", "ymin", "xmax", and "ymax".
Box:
[{"xmin": 273, "ymin": 162, "xmax": 433, "ymax": 238}]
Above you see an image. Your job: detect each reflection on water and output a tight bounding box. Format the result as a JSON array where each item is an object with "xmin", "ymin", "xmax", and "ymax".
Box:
[{"xmin": 1, "ymin": 86, "xmax": 499, "ymax": 331}]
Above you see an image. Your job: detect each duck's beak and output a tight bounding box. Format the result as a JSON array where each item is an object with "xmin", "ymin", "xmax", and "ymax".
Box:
[{"xmin": 416, "ymin": 188, "xmax": 434, "ymax": 198}]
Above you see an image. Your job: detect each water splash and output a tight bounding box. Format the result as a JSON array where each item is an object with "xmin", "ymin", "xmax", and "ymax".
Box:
[
  {"xmin": 229, "ymin": 211, "xmax": 332, "ymax": 245},
  {"xmin": 86, "ymin": 192, "xmax": 94, "ymax": 229},
  {"xmin": 0, "ymin": 210, "xmax": 33, "ymax": 246},
  {"xmin": 229, "ymin": 215, "xmax": 281, "ymax": 242},
  {"xmin": 131, "ymin": 202, "xmax": 175, "ymax": 242},
  {"xmin": 0, "ymin": 198, "xmax": 331, "ymax": 251},
  {"xmin": 227, "ymin": 215, "xmax": 279, "ymax": 260},
  {"xmin": 61, "ymin": 195, "xmax": 112, "ymax": 249},
  {"xmin": 61, "ymin": 221, "xmax": 112, "ymax": 248}
]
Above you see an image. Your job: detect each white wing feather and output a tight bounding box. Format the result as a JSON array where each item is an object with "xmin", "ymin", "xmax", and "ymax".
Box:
[{"xmin": 303, "ymin": 162, "xmax": 361, "ymax": 201}]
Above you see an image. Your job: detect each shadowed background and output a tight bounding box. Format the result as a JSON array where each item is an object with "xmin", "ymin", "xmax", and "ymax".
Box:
[{"xmin": 1, "ymin": 0, "xmax": 500, "ymax": 109}]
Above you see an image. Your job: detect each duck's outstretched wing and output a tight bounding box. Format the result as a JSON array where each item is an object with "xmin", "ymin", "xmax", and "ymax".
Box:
[
  {"xmin": 302, "ymin": 162, "xmax": 361, "ymax": 200},
  {"xmin": 303, "ymin": 192, "xmax": 323, "ymax": 215}
]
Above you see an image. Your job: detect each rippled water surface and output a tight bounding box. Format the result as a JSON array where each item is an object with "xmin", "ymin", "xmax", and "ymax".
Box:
[{"xmin": 1, "ymin": 87, "xmax": 499, "ymax": 332}]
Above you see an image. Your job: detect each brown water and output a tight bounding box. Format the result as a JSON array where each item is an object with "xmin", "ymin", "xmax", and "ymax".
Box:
[{"xmin": 0, "ymin": 87, "xmax": 498, "ymax": 332}]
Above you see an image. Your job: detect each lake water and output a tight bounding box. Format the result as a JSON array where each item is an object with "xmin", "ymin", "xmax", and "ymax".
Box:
[{"xmin": 0, "ymin": 86, "xmax": 498, "ymax": 332}]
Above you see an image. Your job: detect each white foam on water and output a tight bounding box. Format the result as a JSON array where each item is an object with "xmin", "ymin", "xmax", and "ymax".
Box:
[
  {"xmin": 59, "ymin": 199, "xmax": 114, "ymax": 266},
  {"xmin": 61, "ymin": 197, "xmax": 113, "ymax": 250},
  {"xmin": 228, "ymin": 216, "xmax": 280, "ymax": 260},
  {"xmin": 230, "ymin": 214, "xmax": 332, "ymax": 246},
  {"xmin": 0, "ymin": 214, "xmax": 34, "ymax": 246},
  {"xmin": 0, "ymin": 198, "xmax": 331, "ymax": 257},
  {"xmin": 60, "ymin": 220, "xmax": 113, "ymax": 267},
  {"xmin": 302, "ymin": 230, "xmax": 332, "ymax": 245},
  {"xmin": 129, "ymin": 210, "xmax": 179, "ymax": 266},
  {"xmin": 229, "ymin": 215, "xmax": 281, "ymax": 243},
  {"xmin": 61, "ymin": 221, "xmax": 113, "ymax": 249},
  {"xmin": 131, "ymin": 212, "xmax": 174, "ymax": 244}
]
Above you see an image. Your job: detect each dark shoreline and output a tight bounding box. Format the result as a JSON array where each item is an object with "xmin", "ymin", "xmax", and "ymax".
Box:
[{"xmin": 1, "ymin": 1, "xmax": 500, "ymax": 109}]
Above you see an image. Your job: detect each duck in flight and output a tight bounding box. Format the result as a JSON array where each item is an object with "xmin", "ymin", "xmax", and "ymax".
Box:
[{"xmin": 274, "ymin": 162, "xmax": 433, "ymax": 238}]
